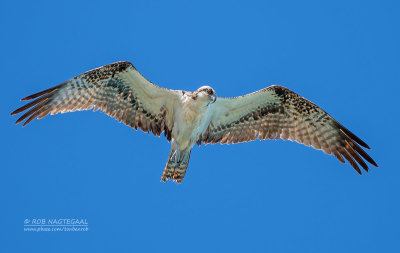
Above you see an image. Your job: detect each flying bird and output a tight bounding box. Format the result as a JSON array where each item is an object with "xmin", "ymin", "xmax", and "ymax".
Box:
[{"xmin": 11, "ymin": 61, "xmax": 378, "ymax": 182}]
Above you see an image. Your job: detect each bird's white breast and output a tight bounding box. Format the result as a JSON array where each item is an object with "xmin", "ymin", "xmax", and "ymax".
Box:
[{"xmin": 172, "ymin": 94, "xmax": 212, "ymax": 150}]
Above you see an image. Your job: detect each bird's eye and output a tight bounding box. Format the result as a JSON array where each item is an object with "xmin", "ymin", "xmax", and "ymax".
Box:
[{"xmin": 207, "ymin": 90, "xmax": 213, "ymax": 95}]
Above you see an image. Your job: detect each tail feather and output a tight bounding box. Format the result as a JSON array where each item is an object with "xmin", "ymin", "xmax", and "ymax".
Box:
[{"xmin": 161, "ymin": 148, "xmax": 191, "ymax": 183}]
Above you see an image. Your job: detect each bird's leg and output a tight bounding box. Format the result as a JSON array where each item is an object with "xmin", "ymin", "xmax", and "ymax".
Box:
[
  {"xmin": 169, "ymin": 141, "xmax": 178, "ymax": 165},
  {"xmin": 170, "ymin": 148, "xmax": 181, "ymax": 165},
  {"xmin": 170, "ymin": 150, "xmax": 177, "ymax": 163},
  {"xmin": 174, "ymin": 149, "xmax": 181, "ymax": 164},
  {"xmin": 181, "ymin": 150, "xmax": 190, "ymax": 163}
]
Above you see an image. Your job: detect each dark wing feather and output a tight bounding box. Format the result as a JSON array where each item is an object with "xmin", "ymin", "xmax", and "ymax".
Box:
[
  {"xmin": 11, "ymin": 61, "xmax": 179, "ymax": 140},
  {"xmin": 200, "ymin": 85, "xmax": 377, "ymax": 174}
]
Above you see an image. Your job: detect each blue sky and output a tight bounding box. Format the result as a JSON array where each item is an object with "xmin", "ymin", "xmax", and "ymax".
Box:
[{"xmin": 1, "ymin": 0, "xmax": 399, "ymax": 252}]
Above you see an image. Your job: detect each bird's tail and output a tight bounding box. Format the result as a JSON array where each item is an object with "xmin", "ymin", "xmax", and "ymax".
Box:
[{"xmin": 161, "ymin": 146, "xmax": 192, "ymax": 183}]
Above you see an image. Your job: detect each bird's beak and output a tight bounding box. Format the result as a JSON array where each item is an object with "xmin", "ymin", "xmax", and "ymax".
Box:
[{"xmin": 210, "ymin": 94, "xmax": 216, "ymax": 104}]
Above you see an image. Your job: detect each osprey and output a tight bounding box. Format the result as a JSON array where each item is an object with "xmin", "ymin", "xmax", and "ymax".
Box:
[{"xmin": 11, "ymin": 61, "xmax": 378, "ymax": 182}]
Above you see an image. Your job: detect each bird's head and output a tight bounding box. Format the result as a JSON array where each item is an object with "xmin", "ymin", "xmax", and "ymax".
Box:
[{"xmin": 195, "ymin": 86, "xmax": 217, "ymax": 104}]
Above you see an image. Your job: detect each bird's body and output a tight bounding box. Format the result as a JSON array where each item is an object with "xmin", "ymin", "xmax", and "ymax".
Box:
[
  {"xmin": 174, "ymin": 89, "xmax": 214, "ymax": 149},
  {"xmin": 11, "ymin": 61, "xmax": 378, "ymax": 183},
  {"xmin": 162, "ymin": 87, "xmax": 217, "ymax": 181}
]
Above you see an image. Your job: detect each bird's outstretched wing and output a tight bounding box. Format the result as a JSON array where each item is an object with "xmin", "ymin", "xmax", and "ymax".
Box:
[
  {"xmin": 11, "ymin": 61, "xmax": 179, "ymax": 141},
  {"xmin": 199, "ymin": 85, "xmax": 378, "ymax": 174}
]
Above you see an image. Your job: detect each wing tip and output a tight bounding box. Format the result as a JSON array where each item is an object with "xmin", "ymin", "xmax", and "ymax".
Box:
[
  {"xmin": 370, "ymin": 160, "xmax": 379, "ymax": 167},
  {"xmin": 22, "ymin": 119, "xmax": 32, "ymax": 127},
  {"xmin": 337, "ymin": 122, "xmax": 370, "ymax": 149},
  {"xmin": 21, "ymin": 96, "xmax": 32, "ymax": 101},
  {"xmin": 18, "ymin": 83, "xmax": 64, "ymax": 102}
]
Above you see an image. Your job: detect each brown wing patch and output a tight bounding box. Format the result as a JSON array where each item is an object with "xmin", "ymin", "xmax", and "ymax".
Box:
[
  {"xmin": 11, "ymin": 61, "xmax": 173, "ymax": 140},
  {"xmin": 200, "ymin": 85, "xmax": 378, "ymax": 174}
]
